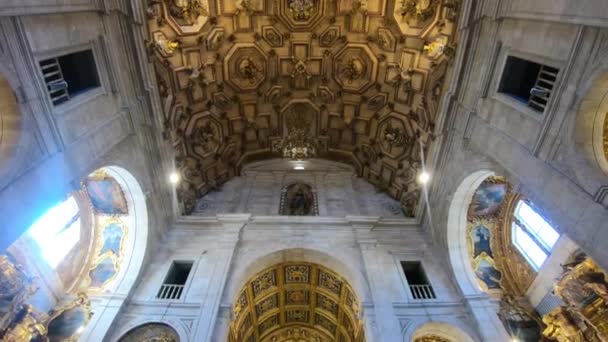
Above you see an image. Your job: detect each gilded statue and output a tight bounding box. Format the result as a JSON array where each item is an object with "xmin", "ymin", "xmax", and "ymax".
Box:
[{"xmin": 543, "ymin": 307, "xmax": 601, "ymax": 342}]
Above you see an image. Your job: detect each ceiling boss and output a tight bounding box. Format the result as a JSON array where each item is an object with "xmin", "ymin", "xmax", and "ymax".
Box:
[{"xmin": 288, "ymin": 0, "xmax": 316, "ymax": 21}]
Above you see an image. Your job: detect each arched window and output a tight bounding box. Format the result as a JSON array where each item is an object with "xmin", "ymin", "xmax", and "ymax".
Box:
[
  {"xmin": 512, "ymin": 200, "xmax": 559, "ymax": 270},
  {"xmin": 27, "ymin": 196, "xmax": 81, "ymax": 268}
]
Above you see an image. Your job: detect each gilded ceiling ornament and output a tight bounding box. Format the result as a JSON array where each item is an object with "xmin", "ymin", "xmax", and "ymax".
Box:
[
  {"xmin": 341, "ymin": 58, "xmax": 366, "ymax": 83},
  {"xmin": 383, "ymin": 123, "xmax": 412, "ymax": 147},
  {"xmin": 423, "ymin": 36, "xmax": 445, "ymax": 57},
  {"xmin": 352, "ymin": 0, "xmax": 368, "ymax": 14},
  {"xmin": 154, "ymin": 35, "xmax": 179, "ymax": 55},
  {"xmin": 188, "ymin": 64, "xmax": 211, "ymax": 85},
  {"xmin": 399, "ymin": 0, "xmax": 437, "ymax": 21},
  {"xmin": 290, "ymin": 58, "xmax": 312, "ymax": 80},
  {"xmin": 389, "ymin": 64, "xmax": 414, "ymax": 90},
  {"xmin": 273, "ymin": 105, "xmax": 319, "ymax": 160},
  {"xmin": 238, "ymin": 57, "xmax": 261, "ymax": 84},
  {"xmin": 288, "ymin": 0, "xmax": 316, "ymax": 20},
  {"xmin": 236, "ymin": 0, "xmax": 254, "ymax": 13},
  {"xmin": 191, "ymin": 123, "xmax": 219, "ymax": 154},
  {"xmin": 166, "ymin": 0, "xmax": 208, "ymax": 25}
]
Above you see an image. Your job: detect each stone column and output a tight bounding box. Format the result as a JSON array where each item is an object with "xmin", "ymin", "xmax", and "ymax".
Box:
[
  {"xmin": 465, "ymin": 295, "xmax": 511, "ymax": 341},
  {"xmin": 355, "ymin": 225, "xmax": 401, "ymax": 342},
  {"xmin": 190, "ymin": 215, "xmax": 246, "ymax": 341}
]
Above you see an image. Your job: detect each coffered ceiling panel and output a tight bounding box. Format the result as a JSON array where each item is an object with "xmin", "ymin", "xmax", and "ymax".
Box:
[
  {"xmin": 229, "ymin": 262, "xmax": 364, "ymax": 342},
  {"xmin": 146, "ymin": 0, "xmax": 461, "ymax": 215}
]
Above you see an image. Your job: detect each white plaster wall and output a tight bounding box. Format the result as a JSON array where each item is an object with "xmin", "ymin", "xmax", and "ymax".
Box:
[
  {"xmin": 192, "ymin": 159, "xmax": 404, "ymax": 217},
  {"xmin": 109, "ymin": 215, "xmax": 480, "ymax": 342}
]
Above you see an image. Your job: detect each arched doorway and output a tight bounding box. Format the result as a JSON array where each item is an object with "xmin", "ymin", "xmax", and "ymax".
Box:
[{"xmin": 228, "ymin": 262, "xmax": 365, "ymax": 341}]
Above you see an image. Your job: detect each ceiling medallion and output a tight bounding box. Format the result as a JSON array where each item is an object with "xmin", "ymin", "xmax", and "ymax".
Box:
[
  {"xmin": 341, "ymin": 58, "xmax": 366, "ymax": 83},
  {"xmin": 237, "ymin": 57, "xmax": 262, "ymax": 84},
  {"xmin": 288, "ymin": 0, "xmax": 316, "ymax": 21},
  {"xmin": 273, "ymin": 107, "xmax": 319, "ymax": 160},
  {"xmin": 399, "ymin": 0, "xmax": 436, "ymax": 21},
  {"xmin": 167, "ymin": 0, "xmax": 208, "ymax": 25}
]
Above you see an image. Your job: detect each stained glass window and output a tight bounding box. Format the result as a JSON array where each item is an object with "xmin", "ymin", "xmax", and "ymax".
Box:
[
  {"xmin": 512, "ymin": 200, "xmax": 559, "ymax": 270},
  {"xmin": 28, "ymin": 196, "xmax": 81, "ymax": 268}
]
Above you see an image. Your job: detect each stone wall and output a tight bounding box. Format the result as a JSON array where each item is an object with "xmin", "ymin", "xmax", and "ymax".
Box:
[
  {"xmin": 107, "ymin": 215, "xmax": 479, "ymax": 342},
  {"xmin": 192, "ymin": 159, "xmax": 404, "ymax": 217}
]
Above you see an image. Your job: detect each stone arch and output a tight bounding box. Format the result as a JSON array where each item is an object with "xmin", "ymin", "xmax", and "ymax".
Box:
[
  {"xmin": 446, "ymin": 170, "xmax": 496, "ymax": 296},
  {"xmin": 569, "ymin": 69, "xmax": 608, "ymax": 195},
  {"xmin": 222, "ymin": 247, "xmax": 375, "ymax": 340},
  {"xmin": 112, "ymin": 319, "xmax": 188, "ymax": 342},
  {"xmin": 407, "ymin": 321, "xmax": 476, "ymax": 342},
  {"xmin": 79, "ymin": 165, "xmax": 149, "ymax": 341},
  {"xmin": 225, "ymin": 248, "xmax": 372, "ymax": 305}
]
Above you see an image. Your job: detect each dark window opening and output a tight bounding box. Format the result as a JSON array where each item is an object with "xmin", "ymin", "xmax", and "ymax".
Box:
[
  {"xmin": 401, "ymin": 261, "xmax": 436, "ymax": 299},
  {"xmin": 498, "ymin": 56, "xmax": 559, "ymax": 113},
  {"xmin": 157, "ymin": 261, "xmax": 193, "ymax": 300},
  {"xmin": 39, "ymin": 49, "xmax": 100, "ymax": 106}
]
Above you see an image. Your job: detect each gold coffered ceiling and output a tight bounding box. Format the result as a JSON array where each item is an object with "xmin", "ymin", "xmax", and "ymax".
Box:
[
  {"xmin": 229, "ymin": 262, "xmax": 364, "ymax": 342},
  {"xmin": 146, "ymin": 0, "xmax": 461, "ymax": 215}
]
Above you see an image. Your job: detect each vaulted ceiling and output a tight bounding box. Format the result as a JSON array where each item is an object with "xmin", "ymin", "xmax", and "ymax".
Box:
[{"xmin": 146, "ymin": 0, "xmax": 460, "ymax": 215}]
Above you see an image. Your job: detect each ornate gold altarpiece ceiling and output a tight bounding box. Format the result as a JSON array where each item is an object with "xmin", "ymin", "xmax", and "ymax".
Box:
[{"xmin": 146, "ymin": 0, "xmax": 461, "ymax": 216}]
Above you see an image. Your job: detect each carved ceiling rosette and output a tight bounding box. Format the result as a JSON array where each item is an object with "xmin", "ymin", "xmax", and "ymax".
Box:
[
  {"xmin": 277, "ymin": 0, "xmax": 326, "ymax": 31},
  {"xmin": 184, "ymin": 112, "xmax": 223, "ymax": 160},
  {"xmin": 224, "ymin": 43, "xmax": 267, "ymax": 91},
  {"xmin": 334, "ymin": 44, "xmax": 379, "ymax": 93},
  {"xmin": 163, "ymin": 0, "xmax": 210, "ymax": 34}
]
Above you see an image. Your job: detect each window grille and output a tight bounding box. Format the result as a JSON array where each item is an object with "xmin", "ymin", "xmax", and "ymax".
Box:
[
  {"xmin": 401, "ymin": 261, "xmax": 436, "ymax": 300},
  {"xmin": 498, "ymin": 56, "xmax": 559, "ymax": 113},
  {"xmin": 157, "ymin": 261, "xmax": 193, "ymax": 300},
  {"xmin": 39, "ymin": 49, "xmax": 100, "ymax": 106}
]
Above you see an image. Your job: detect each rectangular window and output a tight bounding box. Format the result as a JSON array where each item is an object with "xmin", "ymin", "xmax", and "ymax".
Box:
[
  {"xmin": 39, "ymin": 49, "xmax": 100, "ymax": 106},
  {"xmin": 157, "ymin": 261, "xmax": 193, "ymax": 300},
  {"xmin": 498, "ymin": 56, "xmax": 559, "ymax": 113},
  {"xmin": 27, "ymin": 196, "xmax": 81, "ymax": 268},
  {"xmin": 401, "ymin": 261, "xmax": 436, "ymax": 299},
  {"xmin": 512, "ymin": 201, "xmax": 560, "ymax": 270}
]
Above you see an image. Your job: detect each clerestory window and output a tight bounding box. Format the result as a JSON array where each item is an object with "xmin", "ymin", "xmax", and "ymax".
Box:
[
  {"xmin": 27, "ymin": 196, "xmax": 81, "ymax": 268},
  {"xmin": 512, "ymin": 200, "xmax": 559, "ymax": 270}
]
